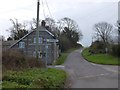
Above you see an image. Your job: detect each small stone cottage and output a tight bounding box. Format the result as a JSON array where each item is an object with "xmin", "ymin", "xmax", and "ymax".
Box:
[{"xmin": 7, "ymin": 21, "xmax": 59, "ymax": 64}]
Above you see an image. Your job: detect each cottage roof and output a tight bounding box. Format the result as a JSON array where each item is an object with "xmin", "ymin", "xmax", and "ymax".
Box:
[
  {"xmin": 2, "ymin": 40, "xmax": 18, "ymax": 50},
  {"xmin": 3, "ymin": 40, "xmax": 18, "ymax": 46},
  {"xmin": 9, "ymin": 26, "xmax": 58, "ymax": 48}
]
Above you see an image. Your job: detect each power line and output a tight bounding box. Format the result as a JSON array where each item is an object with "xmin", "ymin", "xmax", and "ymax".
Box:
[
  {"xmin": 44, "ymin": 0, "xmax": 53, "ymax": 18},
  {"xmin": 41, "ymin": 0, "xmax": 46, "ymax": 19}
]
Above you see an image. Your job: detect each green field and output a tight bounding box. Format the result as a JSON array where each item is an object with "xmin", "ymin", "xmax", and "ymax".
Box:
[
  {"xmin": 2, "ymin": 68, "xmax": 67, "ymax": 88},
  {"xmin": 82, "ymin": 48, "xmax": 119, "ymax": 65}
]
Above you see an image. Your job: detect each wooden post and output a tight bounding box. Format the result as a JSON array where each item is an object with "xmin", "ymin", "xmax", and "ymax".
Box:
[{"xmin": 36, "ymin": 0, "xmax": 40, "ymax": 60}]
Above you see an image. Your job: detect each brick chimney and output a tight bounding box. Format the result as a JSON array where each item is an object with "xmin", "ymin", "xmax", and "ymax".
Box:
[{"xmin": 41, "ymin": 20, "xmax": 46, "ymax": 27}]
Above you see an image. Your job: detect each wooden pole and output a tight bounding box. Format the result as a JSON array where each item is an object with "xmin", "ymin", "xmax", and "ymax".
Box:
[{"xmin": 36, "ymin": 0, "xmax": 40, "ymax": 60}]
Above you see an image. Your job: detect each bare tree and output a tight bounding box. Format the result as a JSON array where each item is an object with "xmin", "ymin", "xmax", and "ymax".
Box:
[
  {"xmin": 59, "ymin": 17, "xmax": 83, "ymax": 41},
  {"xmin": 60, "ymin": 17, "xmax": 79, "ymax": 31},
  {"xmin": 7, "ymin": 18, "xmax": 28, "ymax": 40},
  {"xmin": 45, "ymin": 17, "xmax": 56, "ymax": 28},
  {"xmin": 57, "ymin": 17, "xmax": 83, "ymax": 51},
  {"xmin": 29, "ymin": 18, "xmax": 41, "ymax": 30},
  {"xmin": 117, "ymin": 20, "xmax": 120, "ymax": 44},
  {"xmin": 45, "ymin": 17, "xmax": 60, "ymax": 37},
  {"xmin": 93, "ymin": 22, "xmax": 113, "ymax": 46}
]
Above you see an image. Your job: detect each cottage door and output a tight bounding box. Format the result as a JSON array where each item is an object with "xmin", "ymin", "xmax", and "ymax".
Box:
[{"xmin": 46, "ymin": 44, "xmax": 53, "ymax": 64}]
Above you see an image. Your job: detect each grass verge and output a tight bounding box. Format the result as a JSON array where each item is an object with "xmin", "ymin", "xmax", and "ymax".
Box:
[
  {"xmin": 2, "ymin": 68, "xmax": 67, "ymax": 88},
  {"xmin": 55, "ymin": 53, "xmax": 68, "ymax": 65},
  {"xmin": 82, "ymin": 48, "xmax": 119, "ymax": 65}
]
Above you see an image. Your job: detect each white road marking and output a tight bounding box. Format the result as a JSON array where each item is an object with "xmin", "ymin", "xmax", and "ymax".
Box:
[
  {"xmin": 90, "ymin": 63, "xmax": 119, "ymax": 73},
  {"xmin": 90, "ymin": 63, "xmax": 97, "ymax": 66},
  {"xmin": 78, "ymin": 73, "xmax": 109, "ymax": 79},
  {"xmin": 55, "ymin": 65, "xmax": 65, "ymax": 68},
  {"xmin": 47, "ymin": 65, "xmax": 65, "ymax": 68}
]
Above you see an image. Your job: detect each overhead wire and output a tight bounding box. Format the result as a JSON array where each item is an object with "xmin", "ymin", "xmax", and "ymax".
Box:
[
  {"xmin": 44, "ymin": 0, "xmax": 53, "ymax": 19},
  {"xmin": 41, "ymin": 0, "xmax": 46, "ymax": 19},
  {"xmin": 0, "ymin": 1, "xmax": 116, "ymax": 22}
]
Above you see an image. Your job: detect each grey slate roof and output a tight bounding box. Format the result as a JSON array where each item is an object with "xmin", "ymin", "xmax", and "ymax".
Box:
[
  {"xmin": 3, "ymin": 40, "xmax": 18, "ymax": 47},
  {"xmin": 9, "ymin": 26, "xmax": 57, "ymax": 48}
]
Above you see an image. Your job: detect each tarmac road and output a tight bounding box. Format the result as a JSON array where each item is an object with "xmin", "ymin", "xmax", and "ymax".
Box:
[{"xmin": 63, "ymin": 49, "xmax": 119, "ymax": 88}]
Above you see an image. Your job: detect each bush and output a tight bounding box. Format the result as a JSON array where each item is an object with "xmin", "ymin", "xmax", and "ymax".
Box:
[
  {"xmin": 2, "ymin": 81, "xmax": 29, "ymax": 89},
  {"xmin": 90, "ymin": 41, "xmax": 106, "ymax": 54},
  {"xmin": 59, "ymin": 36, "xmax": 71, "ymax": 52},
  {"xmin": 2, "ymin": 50, "xmax": 45, "ymax": 71},
  {"xmin": 2, "ymin": 68, "xmax": 67, "ymax": 88},
  {"xmin": 111, "ymin": 45, "xmax": 120, "ymax": 57}
]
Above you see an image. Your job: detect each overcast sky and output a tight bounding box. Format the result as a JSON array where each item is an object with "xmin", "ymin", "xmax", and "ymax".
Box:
[{"xmin": 0, "ymin": 0, "xmax": 119, "ymax": 46}]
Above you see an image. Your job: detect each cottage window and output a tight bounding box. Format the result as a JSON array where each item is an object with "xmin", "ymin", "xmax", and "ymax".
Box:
[
  {"xmin": 39, "ymin": 37, "xmax": 43, "ymax": 44},
  {"xmin": 34, "ymin": 37, "xmax": 43, "ymax": 44},
  {"xmin": 33, "ymin": 51, "xmax": 36, "ymax": 57},
  {"xmin": 34, "ymin": 38, "xmax": 36, "ymax": 43},
  {"xmin": 19, "ymin": 42, "xmax": 25, "ymax": 48}
]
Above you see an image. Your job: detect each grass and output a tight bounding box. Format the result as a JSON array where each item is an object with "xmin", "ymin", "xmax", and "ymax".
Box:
[
  {"xmin": 2, "ymin": 68, "xmax": 67, "ymax": 88},
  {"xmin": 55, "ymin": 53, "xmax": 68, "ymax": 65},
  {"xmin": 82, "ymin": 48, "xmax": 119, "ymax": 65}
]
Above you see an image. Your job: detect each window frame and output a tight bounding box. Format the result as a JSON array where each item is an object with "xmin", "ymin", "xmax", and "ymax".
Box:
[
  {"xmin": 19, "ymin": 41, "xmax": 25, "ymax": 48},
  {"xmin": 34, "ymin": 37, "xmax": 43, "ymax": 44}
]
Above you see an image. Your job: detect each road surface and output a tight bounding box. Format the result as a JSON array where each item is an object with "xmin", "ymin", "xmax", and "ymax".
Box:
[{"xmin": 62, "ymin": 49, "xmax": 119, "ymax": 88}]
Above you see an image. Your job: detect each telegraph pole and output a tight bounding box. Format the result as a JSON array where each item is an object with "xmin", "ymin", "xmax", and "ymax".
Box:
[
  {"xmin": 118, "ymin": 1, "xmax": 120, "ymax": 45},
  {"xmin": 36, "ymin": 0, "xmax": 40, "ymax": 60}
]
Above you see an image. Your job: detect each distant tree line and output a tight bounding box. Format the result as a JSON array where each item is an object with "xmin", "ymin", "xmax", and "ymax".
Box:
[{"xmin": 90, "ymin": 21, "xmax": 120, "ymax": 57}]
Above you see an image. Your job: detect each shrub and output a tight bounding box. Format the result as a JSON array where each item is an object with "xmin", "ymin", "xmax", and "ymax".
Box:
[
  {"xmin": 2, "ymin": 81, "xmax": 29, "ymax": 89},
  {"xmin": 2, "ymin": 68, "xmax": 67, "ymax": 88},
  {"xmin": 111, "ymin": 45, "xmax": 120, "ymax": 57},
  {"xmin": 25, "ymin": 57, "xmax": 45, "ymax": 68},
  {"xmin": 59, "ymin": 36, "xmax": 71, "ymax": 52},
  {"xmin": 90, "ymin": 41, "xmax": 106, "ymax": 54},
  {"xmin": 2, "ymin": 50, "xmax": 45, "ymax": 71},
  {"xmin": 2, "ymin": 50, "xmax": 25, "ymax": 71}
]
